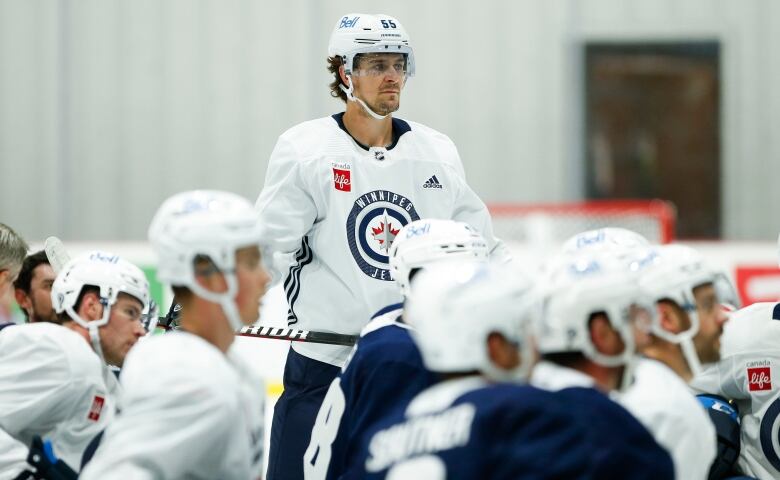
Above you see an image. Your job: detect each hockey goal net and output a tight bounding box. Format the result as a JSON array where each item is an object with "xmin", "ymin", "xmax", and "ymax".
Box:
[{"xmin": 487, "ymin": 199, "xmax": 676, "ymax": 246}]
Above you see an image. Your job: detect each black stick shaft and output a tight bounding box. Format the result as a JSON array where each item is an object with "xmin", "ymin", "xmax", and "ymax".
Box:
[
  {"xmin": 159, "ymin": 302, "xmax": 358, "ymax": 346},
  {"xmin": 237, "ymin": 325, "xmax": 358, "ymax": 346}
]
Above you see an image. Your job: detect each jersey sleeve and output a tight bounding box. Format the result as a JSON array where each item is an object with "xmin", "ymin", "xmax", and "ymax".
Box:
[
  {"xmin": 690, "ymin": 357, "xmax": 746, "ymax": 400},
  {"xmin": 255, "ymin": 134, "xmax": 318, "ymax": 282},
  {"xmin": 0, "ymin": 332, "xmax": 84, "ymax": 474}
]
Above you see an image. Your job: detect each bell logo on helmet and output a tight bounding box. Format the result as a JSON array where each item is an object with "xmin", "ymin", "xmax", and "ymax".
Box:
[
  {"xmin": 339, "ymin": 16, "xmax": 360, "ymax": 29},
  {"xmin": 89, "ymin": 252, "xmax": 119, "ymax": 264}
]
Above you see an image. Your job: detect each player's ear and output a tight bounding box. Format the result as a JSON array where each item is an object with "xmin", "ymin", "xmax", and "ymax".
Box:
[
  {"xmin": 14, "ymin": 288, "xmax": 30, "ymax": 311},
  {"xmin": 657, "ymin": 302, "xmax": 680, "ymax": 333},
  {"xmin": 80, "ymin": 291, "xmax": 104, "ymax": 321},
  {"xmin": 486, "ymin": 332, "xmax": 520, "ymax": 370}
]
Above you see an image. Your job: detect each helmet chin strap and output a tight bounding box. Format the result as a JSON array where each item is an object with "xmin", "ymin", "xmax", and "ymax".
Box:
[
  {"xmin": 340, "ymin": 75, "xmax": 389, "ymax": 121},
  {"xmin": 190, "ymin": 273, "xmax": 244, "ymax": 332},
  {"xmin": 680, "ymin": 336, "xmax": 703, "ymax": 377},
  {"xmin": 65, "ymin": 301, "xmax": 109, "ymax": 365}
]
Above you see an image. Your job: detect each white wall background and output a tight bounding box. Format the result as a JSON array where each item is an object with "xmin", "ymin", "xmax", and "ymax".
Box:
[{"xmin": 1, "ymin": 0, "xmax": 779, "ymax": 241}]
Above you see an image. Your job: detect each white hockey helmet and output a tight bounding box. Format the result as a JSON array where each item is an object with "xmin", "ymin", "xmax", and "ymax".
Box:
[
  {"xmin": 561, "ymin": 227, "xmax": 651, "ymax": 255},
  {"xmin": 51, "ymin": 250, "xmax": 150, "ymax": 362},
  {"xmin": 405, "ymin": 262, "xmax": 536, "ymax": 382},
  {"xmin": 328, "ymin": 13, "xmax": 414, "ymax": 120},
  {"xmin": 633, "ymin": 244, "xmax": 739, "ymax": 374},
  {"xmin": 328, "ymin": 13, "xmax": 415, "ymax": 77},
  {"xmin": 148, "ymin": 190, "xmax": 264, "ymax": 330},
  {"xmin": 536, "ymin": 252, "xmax": 649, "ymax": 370},
  {"xmin": 388, "ymin": 219, "xmax": 489, "ymax": 297}
]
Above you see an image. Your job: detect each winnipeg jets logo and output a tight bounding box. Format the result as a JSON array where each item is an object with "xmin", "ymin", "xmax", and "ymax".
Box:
[
  {"xmin": 371, "ymin": 211, "xmax": 400, "ymax": 252},
  {"xmin": 346, "ymin": 190, "xmax": 420, "ymax": 280}
]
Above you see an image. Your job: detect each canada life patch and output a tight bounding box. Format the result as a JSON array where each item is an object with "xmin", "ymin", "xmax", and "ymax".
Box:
[
  {"xmin": 748, "ymin": 366, "xmax": 772, "ymax": 391},
  {"xmin": 333, "ymin": 162, "xmax": 351, "ymax": 192},
  {"xmin": 346, "ymin": 189, "xmax": 420, "ymax": 280},
  {"xmin": 88, "ymin": 395, "xmax": 105, "ymax": 421}
]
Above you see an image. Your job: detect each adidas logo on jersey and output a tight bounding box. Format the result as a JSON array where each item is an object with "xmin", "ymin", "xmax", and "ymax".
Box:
[{"xmin": 422, "ymin": 175, "xmax": 443, "ymax": 189}]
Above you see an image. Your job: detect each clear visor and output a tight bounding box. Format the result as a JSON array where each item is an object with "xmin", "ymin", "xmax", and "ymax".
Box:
[
  {"xmin": 352, "ymin": 53, "xmax": 408, "ymax": 77},
  {"xmin": 713, "ymin": 273, "xmax": 741, "ymax": 311}
]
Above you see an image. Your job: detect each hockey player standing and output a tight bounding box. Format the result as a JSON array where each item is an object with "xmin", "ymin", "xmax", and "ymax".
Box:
[
  {"xmin": 81, "ymin": 190, "xmax": 269, "ymax": 479},
  {"xmin": 0, "ymin": 250, "xmax": 149, "ymax": 477},
  {"xmin": 255, "ymin": 12, "xmax": 510, "ymax": 480},
  {"xmin": 303, "ymin": 219, "xmax": 489, "ymax": 479}
]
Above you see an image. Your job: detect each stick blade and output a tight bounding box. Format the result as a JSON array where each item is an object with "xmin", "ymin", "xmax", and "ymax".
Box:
[{"xmin": 44, "ymin": 236, "xmax": 72, "ymax": 274}]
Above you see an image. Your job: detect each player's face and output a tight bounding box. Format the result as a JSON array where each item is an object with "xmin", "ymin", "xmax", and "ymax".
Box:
[
  {"xmin": 234, "ymin": 246, "xmax": 270, "ymax": 326},
  {"xmin": 351, "ymin": 53, "xmax": 406, "ymax": 116},
  {"xmin": 101, "ymin": 293, "xmax": 145, "ymax": 367},
  {"xmin": 692, "ymin": 283, "xmax": 728, "ymax": 363},
  {"xmin": 23, "ymin": 263, "xmax": 58, "ymax": 323}
]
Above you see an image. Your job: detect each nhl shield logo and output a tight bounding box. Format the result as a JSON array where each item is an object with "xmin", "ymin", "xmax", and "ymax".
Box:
[{"xmin": 346, "ymin": 189, "xmax": 420, "ymax": 280}]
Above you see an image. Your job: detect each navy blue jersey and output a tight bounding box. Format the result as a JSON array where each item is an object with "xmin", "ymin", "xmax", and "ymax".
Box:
[
  {"xmin": 304, "ymin": 304, "xmax": 436, "ymax": 480},
  {"xmin": 350, "ymin": 378, "xmax": 674, "ymax": 480}
]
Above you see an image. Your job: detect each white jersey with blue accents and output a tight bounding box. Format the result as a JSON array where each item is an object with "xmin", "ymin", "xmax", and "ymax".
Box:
[
  {"xmin": 691, "ymin": 302, "xmax": 780, "ymax": 480},
  {"xmin": 255, "ymin": 113, "xmax": 509, "ymax": 366},
  {"xmin": 0, "ymin": 322, "xmax": 118, "ymax": 477},
  {"xmin": 618, "ymin": 357, "xmax": 716, "ymax": 480}
]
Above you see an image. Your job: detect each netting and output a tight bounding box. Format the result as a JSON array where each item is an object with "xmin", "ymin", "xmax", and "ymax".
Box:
[{"xmin": 488, "ymin": 199, "xmax": 676, "ymax": 246}]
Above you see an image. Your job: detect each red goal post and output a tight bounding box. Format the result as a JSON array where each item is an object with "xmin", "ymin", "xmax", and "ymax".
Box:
[{"xmin": 487, "ymin": 199, "xmax": 676, "ymax": 246}]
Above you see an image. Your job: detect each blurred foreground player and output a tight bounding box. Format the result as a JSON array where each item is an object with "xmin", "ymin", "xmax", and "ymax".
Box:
[
  {"xmin": 303, "ymin": 219, "xmax": 489, "ymax": 479},
  {"xmin": 81, "ymin": 191, "xmax": 269, "ymax": 480},
  {"xmin": 352, "ymin": 262, "xmax": 583, "ymax": 479}
]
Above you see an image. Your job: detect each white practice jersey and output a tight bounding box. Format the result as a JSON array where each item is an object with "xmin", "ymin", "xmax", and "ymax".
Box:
[
  {"xmin": 690, "ymin": 302, "xmax": 780, "ymax": 479},
  {"xmin": 256, "ymin": 114, "xmax": 510, "ymax": 366},
  {"xmin": 0, "ymin": 323, "xmax": 118, "ymax": 478},
  {"xmin": 81, "ymin": 331, "xmax": 265, "ymax": 480},
  {"xmin": 618, "ymin": 357, "xmax": 716, "ymax": 480}
]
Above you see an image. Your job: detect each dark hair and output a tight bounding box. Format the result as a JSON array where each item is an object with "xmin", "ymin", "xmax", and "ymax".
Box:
[
  {"xmin": 327, "ymin": 56, "xmax": 347, "ymax": 103},
  {"xmin": 13, "ymin": 250, "xmax": 50, "ymax": 293}
]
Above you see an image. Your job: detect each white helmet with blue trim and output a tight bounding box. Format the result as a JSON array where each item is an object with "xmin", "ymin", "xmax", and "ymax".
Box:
[
  {"xmin": 405, "ymin": 262, "xmax": 535, "ymax": 382},
  {"xmin": 388, "ymin": 219, "xmax": 489, "ymax": 297},
  {"xmin": 328, "ymin": 13, "xmax": 414, "ymax": 120},
  {"xmin": 51, "ymin": 250, "xmax": 150, "ymax": 363}
]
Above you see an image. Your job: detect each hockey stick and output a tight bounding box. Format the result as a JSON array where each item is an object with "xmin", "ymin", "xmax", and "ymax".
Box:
[
  {"xmin": 44, "ymin": 236, "xmax": 70, "ymax": 274},
  {"xmin": 159, "ymin": 301, "xmax": 358, "ymax": 346},
  {"xmin": 44, "ymin": 237, "xmax": 359, "ymax": 346}
]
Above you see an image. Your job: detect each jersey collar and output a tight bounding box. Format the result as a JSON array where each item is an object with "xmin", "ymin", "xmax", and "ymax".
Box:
[{"xmin": 331, "ymin": 112, "xmax": 411, "ymax": 151}]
